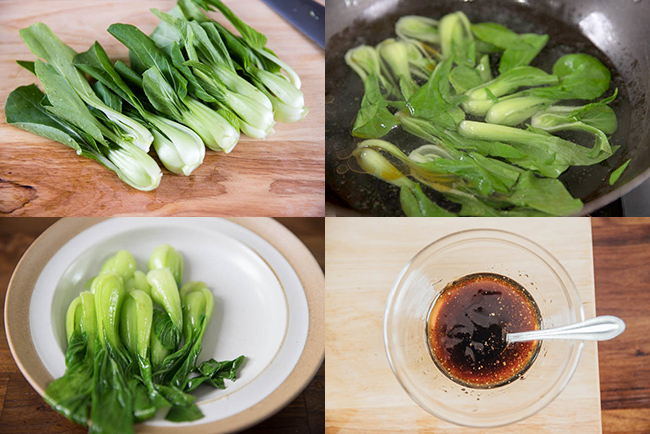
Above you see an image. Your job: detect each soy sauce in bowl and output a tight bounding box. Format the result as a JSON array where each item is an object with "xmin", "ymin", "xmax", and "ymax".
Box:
[{"xmin": 427, "ymin": 273, "xmax": 542, "ymax": 389}]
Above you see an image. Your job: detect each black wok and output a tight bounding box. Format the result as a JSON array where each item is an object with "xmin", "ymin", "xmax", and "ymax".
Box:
[{"xmin": 325, "ymin": 0, "xmax": 650, "ymax": 216}]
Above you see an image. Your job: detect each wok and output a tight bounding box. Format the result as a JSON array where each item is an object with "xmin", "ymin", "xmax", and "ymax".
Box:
[{"xmin": 325, "ymin": 0, "xmax": 650, "ymax": 216}]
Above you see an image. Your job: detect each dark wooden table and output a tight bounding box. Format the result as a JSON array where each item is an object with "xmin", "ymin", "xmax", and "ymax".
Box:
[
  {"xmin": 592, "ymin": 218, "xmax": 650, "ymax": 434},
  {"xmin": 0, "ymin": 217, "xmax": 324, "ymax": 434}
]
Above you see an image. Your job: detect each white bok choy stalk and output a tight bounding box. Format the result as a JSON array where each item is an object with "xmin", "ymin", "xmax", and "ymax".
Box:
[
  {"xmin": 395, "ymin": 16, "xmax": 439, "ymax": 44},
  {"xmin": 148, "ymin": 114, "xmax": 205, "ymax": 175},
  {"xmin": 108, "ymin": 23, "xmax": 241, "ymax": 153},
  {"xmin": 31, "ymin": 59, "xmax": 162, "ymax": 191},
  {"xmin": 104, "ymin": 143, "xmax": 163, "ymax": 191},
  {"xmin": 74, "ymin": 41, "xmax": 206, "ymax": 176},
  {"xmin": 173, "ymin": 1, "xmax": 308, "ymax": 123}
]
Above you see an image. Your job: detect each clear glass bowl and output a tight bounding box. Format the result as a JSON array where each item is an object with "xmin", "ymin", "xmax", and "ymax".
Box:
[{"xmin": 384, "ymin": 229, "xmax": 585, "ymax": 427}]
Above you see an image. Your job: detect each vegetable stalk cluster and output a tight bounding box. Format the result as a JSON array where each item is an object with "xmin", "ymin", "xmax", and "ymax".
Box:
[
  {"xmin": 6, "ymin": 0, "xmax": 307, "ymax": 191},
  {"xmin": 345, "ymin": 12, "xmax": 628, "ymax": 216},
  {"xmin": 48, "ymin": 244, "xmax": 245, "ymax": 433}
]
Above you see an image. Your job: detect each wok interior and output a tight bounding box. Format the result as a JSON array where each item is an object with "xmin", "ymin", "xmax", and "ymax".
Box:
[{"xmin": 325, "ymin": 0, "xmax": 650, "ymax": 215}]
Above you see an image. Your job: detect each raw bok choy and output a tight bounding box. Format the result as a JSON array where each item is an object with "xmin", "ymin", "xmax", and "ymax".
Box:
[
  {"xmin": 5, "ymin": 0, "xmax": 308, "ymax": 190},
  {"xmin": 7, "ymin": 23, "xmax": 162, "ymax": 191},
  {"xmin": 151, "ymin": 8, "xmax": 277, "ymax": 138},
  {"xmin": 45, "ymin": 244, "xmax": 245, "ymax": 433},
  {"xmin": 74, "ymin": 41, "xmax": 205, "ymax": 175},
  {"xmin": 108, "ymin": 23, "xmax": 241, "ymax": 153},
  {"xmin": 164, "ymin": 0, "xmax": 308, "ymax": 123}
]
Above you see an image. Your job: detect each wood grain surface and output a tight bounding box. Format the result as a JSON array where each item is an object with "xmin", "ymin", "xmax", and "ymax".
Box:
[
  {"xmin": 592, "ymin": 218, "xmax": 650, "ymax": 434},
  {"xmin": 0, "ymin": 217, "xmax": 324, "ymax": 433},
  {"xmin": 0, "ymin": 0, "xmax": 324, "ymax": 217},
  {"xmin": 325, "ymin": 218, "xmax": 602, "ymax": 433}
]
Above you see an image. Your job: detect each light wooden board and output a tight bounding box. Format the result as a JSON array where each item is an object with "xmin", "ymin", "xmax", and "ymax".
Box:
[
  {"xmin": 0, "ymin": 0, "xmax": 324, "ymax": 216},
  {"xmin": 325, "ymin": 217, "xmax": 601, "ymax": 433}
]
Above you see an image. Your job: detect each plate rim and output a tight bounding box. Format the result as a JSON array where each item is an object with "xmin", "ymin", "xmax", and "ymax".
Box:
[{"xmin": 4, "ymin": 217, "xmax": 324, "ymax": 434}]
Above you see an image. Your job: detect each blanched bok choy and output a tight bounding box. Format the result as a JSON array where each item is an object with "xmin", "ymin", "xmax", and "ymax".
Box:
[{"xmin": 46, "ymin": 244, "xmax": 246, "ymax": 432}]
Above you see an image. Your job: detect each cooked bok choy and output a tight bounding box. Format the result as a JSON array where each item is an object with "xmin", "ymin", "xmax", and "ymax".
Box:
[
  {"xmin": 45, "ymin": 244, "xmax": 245, "ymax": 432},
  {"xmin": 343, "ymin": 10, "xmax": 622, "ymax": 216}
]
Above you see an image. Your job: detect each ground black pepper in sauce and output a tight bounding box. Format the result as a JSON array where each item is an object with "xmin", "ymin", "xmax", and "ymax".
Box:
[{"xmin": 427, "ymin": 273, "xmax": 541, "ymax": 388}]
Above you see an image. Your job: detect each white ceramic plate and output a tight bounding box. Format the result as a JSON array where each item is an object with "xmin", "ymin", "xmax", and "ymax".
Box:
[{"xmin": 6, "ymin": 217, "xmax": 323, "ymax": 433}]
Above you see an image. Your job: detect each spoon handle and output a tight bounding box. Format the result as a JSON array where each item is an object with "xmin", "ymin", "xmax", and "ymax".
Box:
[{"xmin": 507, "ymin": 315, "xmax": 626, "ymax": 343}]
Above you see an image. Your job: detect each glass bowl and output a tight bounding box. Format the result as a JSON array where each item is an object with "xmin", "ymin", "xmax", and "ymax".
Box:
[{"xmin": 384, "ymin": 229, "xmax": 585, "ymax": 427}]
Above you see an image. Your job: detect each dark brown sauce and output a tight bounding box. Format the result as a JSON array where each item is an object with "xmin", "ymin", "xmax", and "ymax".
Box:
[{"xmin": 427, "ymin": 273, "xmax": 541, "ymax": 388}]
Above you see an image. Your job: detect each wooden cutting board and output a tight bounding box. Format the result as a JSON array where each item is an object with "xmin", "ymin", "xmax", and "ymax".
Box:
[
  {"xmin": 325, "ymin": 218, "xmax": 601, "ymax": 433},
  {"xmin": 0, "ymin": 0, "xmax": 324, "ymax": 216}
]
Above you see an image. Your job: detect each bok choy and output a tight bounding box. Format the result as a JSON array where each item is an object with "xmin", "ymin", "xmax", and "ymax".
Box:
[
  {"xmin": 45, "ymin": 244, "xmax": 245, "ymax": 432},
  {"xmin": 5, "ymin": 0, "xmax": 308, "ymax": 190},
  {"xmin": 343, "ymin": 10, "xmax": 623, "ymax": 216}
]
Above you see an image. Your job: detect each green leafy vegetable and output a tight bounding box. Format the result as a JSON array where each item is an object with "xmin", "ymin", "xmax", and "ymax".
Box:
[
  {"xmin": 20, "ymin": 22, "xmax": 153, "ymax": 152},
  {"xmin": 342, "ymin": 9, "xmax": 623, "ymax": 216},
  {"xmin": 609, "ymin": 158, "xmax": 631, "ymax": 185},
  {"xmin": 400, "ymin": 184, "xmax": 456, "ymax": 217},
  {"xmin": 395, "ymin": 16, "xmax": 439, "ymax": 44},
  {"xmin": 50, "ymin": 244, "xmax": 246, "ymax": 431},
  {"xmin": 438, "ymin": 12, "xmax": 475, "ymax": 66},
  {"xmin": 530, "ymin": 95, "xmax": 618, "ymax": 157}
]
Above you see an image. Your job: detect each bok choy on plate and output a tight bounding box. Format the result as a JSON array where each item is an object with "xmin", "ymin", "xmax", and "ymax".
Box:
[{"xmin": 49, "ymin": 244, "xmax": 244, "ymax": 433}]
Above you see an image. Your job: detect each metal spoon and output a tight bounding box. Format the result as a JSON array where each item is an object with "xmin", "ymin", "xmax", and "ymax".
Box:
[{"xmin": 506, "ymin": 315, "xmax": 626, "ymax": 343}]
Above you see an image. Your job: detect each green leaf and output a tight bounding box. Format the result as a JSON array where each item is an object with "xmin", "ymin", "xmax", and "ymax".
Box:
[
  {"xmin": 449, "ymin": 65, "xmax": 483, "ymax": 94},
  {"xmin": 108, "ymin": 23, "xmax": 188, "ymax": 98},
  {"xmin": 458, "ymin": 120, "xmax": 616, "ymax": 178},
  {"xmin": 5, "ymin": 84, "xmax": 93, "ymax": 155},
  {"xmin": 142, "ymin": 67, "xmax": 183, "ymax": 119},
  {"xmin": 351, "ymin": 74, "xmax": 398, "ymax": 139},
  {"xmin": 94, "ymin": 82, "xmax": 122, "ymax": 112},
  {"xmin": 90, "ymin": 344, "xmax": 135, "ymax": 434},
  {"xmin": 472, "ymin": 23, "xmax": 548, "ymax": 73},
  {"xmin": 33, "ymin": 60, "xmax": 106, "ymax": 144},
  {"xmin": 407, "ymin": 59, "xmax": 465, "ymax": 129},
  {"xmin": 16, "ymin": 60, "xmax": 36, "ymax": 74},
  {"xmin": 152, "ymin": 309, "xmax": 181, "ymax": 351},
  {"xmin": 75, "ymin": 42, "xmax": 146, "ymax": 115},
  {"xmin": 20, "ymin": 22, "xmax": 95, "ymax": 99},
  {"xmin": 499, "ymin": 33, "xmax": 548, "ymax": 73},
  {"xmin": 400, "ymin": 184, "xmax": 456, "ymax": 216},
  {"xmin": 201, "ymin": 0, "xmax": 268, "ymax": 49},
  {"xmin": 472, "ymin": 23, "xmax": 532, "ymax": 50},
  {"xmin": 526, "ymin": 53, "xmax": 611, "ymax": 100},
  {"xmin": 185, "ymin": 355, "xmax": 246, "ymax": 391},
  {"xmin": 509, "ymin": 171, "xmax": 583, "ymax": 215},
  {"xmin": 115, "ymin": 61, "xmax": 144, "ymax": 89},
  {"xmin": 44, "ymin": 331, "xmax": 94, "ymax": 426},
  {"xmin": 609, "ymin": 158, "xmax": 631, "ymax": 185}
]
